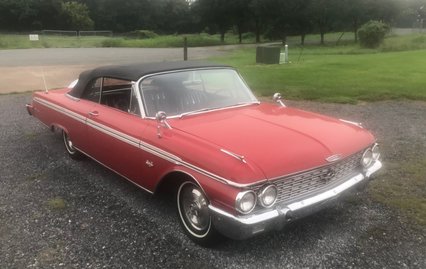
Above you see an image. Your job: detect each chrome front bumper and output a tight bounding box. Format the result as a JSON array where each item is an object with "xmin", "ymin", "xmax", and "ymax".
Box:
[{"xmin": 209, "ymin": 160, "xmax": 382, "ymax": 240}]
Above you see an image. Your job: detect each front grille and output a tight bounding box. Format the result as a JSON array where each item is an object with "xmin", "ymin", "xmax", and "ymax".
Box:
[{"xmin": 254, "ymin": 152, "xmax": 362, "ymax": 204}]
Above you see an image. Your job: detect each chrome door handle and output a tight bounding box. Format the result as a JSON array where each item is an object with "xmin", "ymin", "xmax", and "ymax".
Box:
[{"xmin": 89, "ymin": 111, "xmax": 99, "ymax": 117}]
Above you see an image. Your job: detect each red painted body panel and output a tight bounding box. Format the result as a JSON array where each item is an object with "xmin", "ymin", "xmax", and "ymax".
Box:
[
  {"xmin": 29, "ymin": 87, "xmax": 375, "ymax": 215},
  {"xmin": 169, "ymin": 103, "xmax": 374, "ymax": 182}
]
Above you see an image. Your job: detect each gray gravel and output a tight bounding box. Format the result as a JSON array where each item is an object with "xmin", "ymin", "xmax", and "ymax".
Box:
[{"xmin": 1, "ymin": 93, "xmax": 425, "ymax": 268}]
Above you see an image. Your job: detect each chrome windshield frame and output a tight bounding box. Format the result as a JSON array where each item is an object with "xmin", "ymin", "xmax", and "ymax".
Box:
[{"xmin": 135, "ymin": 67, "xmax": 259, "ymax": 120}]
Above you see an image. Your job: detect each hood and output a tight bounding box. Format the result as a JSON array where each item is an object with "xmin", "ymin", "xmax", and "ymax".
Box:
[{"xmin": 170, "ymin": 103, "xmax": 374, "ymax": 183}]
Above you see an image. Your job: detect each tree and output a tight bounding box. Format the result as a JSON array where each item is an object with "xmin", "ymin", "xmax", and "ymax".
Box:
[
  {"xmin": 62, "ymin": 1, "xmax": 94, "ymax": 30},
  {"xmin": 154, "ymin": 0, "xmax": 192, "ymax": 34},
  {"xmin": 247, "ymin": 0, "xmax": 265, "ymax": 43},
  {"xmin": 369, "ymin": 0, "xmax": 401, "ymax": 24},
  {"xmin": 0, "ymin": 0, "xmax": 63, "ymax": 31},
  {"xmin": 231, "ymin": 0, "xmax": 251, "ymax": 43},
  {"xmin": 340, "ymin": 0, "xmax": 372, "ymax": 43},
  {"xmin": 309, "ymin": 0, "xmax": 341, "ymax": 45},
  {"xmin": 192, "ymin": 0, "xmax": 234, "ymax": 42},
  {"xmin": 288, "ymin": 0, "xmax": 314, "ymax": 45}
]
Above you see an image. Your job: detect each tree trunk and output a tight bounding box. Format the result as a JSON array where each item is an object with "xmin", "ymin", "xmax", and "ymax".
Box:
[
  {"xmin": 353, "ymin": 18, "xmax": 359, "ymax": 43},
  {"xmin": 255, "ymin": 18, "xmax": 261, "ymax": 43},
  {"xmin": 220, "ymin": 31, "xmax": 225, "ymax": 43},
  {"xmin": 301, "ymin": 34, "xmax": 305, "ymax": 46},
  {"xmin": 320, "ymin": 32, "xmax": 325, "ymax": 45},
  {"xmin": 238, "ymin": 25, "xmax": 242, "ymax": 44},
  {"xmin": 281, "ymin": 34, "xmax": 287, "ymax": 45}
]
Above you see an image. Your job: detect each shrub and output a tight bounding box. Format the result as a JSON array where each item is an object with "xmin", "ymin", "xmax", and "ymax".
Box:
[
  {"xmin": 101, "ymin": 38, "xmax": 124, "ymax": 47},
  {"xmin": 242, "ymin": 32, "xmax": 255, "ymax": 40},
  {"xmin": 124, "ymin": 30, "xmax": 158, "ymax": 39},
  {"xmin": 358, "ymin": 20, "xmax": 389, "ymax": 48}
]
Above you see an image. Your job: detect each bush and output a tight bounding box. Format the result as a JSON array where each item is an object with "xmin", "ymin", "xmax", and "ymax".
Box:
[
  {"xmin": 101, "ymin": 38, "xmax": 124, "ymax": 47},
  {"xmin": 124, "ymin": 30, "xmax": 158, "ymax": 39},
  {"xmin": 358, "ymin": 21, "xmax": 389, "ymax": 48}
]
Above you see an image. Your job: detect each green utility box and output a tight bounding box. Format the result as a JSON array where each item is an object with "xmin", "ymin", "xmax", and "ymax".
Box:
[{"xmin": 256, "ymin": 46, "xmax": 281, "ymax": 64}]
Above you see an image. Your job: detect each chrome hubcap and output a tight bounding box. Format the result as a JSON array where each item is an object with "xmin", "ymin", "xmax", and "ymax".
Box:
[
  {"xmin": 68, "ymin": 140, "xmax": 73, "ymax": 149},
  {"xmin": 181, "ymin": 185, "xmax": 209, "ymax": 231}
]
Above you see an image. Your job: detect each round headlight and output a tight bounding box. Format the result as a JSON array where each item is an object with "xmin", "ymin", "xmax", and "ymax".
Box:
[
  {"xmin": 258, "ymin": 185, "xmax": 278, "ymax": 208},
  {"xmin": 236, "ymin": 191, "xmax": 256, "ymax": 214},
  {"xmin": 372, "ymin": 144, "xmax": 380, "ymax": 161},
  {"xmin": 361, "ymin": 148, "xmax": 373, "ymax": 168}
]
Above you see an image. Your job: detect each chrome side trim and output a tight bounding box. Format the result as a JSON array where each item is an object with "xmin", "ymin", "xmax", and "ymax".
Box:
[
  {"xmin": 34, "ymin": 97, "xmax": 238, "ymax": 187},
  {"xmin": 326, "ymin": 154, "xmax": 342, "ymax": 162},
  {"xmin": 220, "ymin": 149, "xmax": 247, "ymax": 163},
  {"xmin": 339, "ymin": 119, "xmax": 363, "ymax": 128},
  {"xmin": 86, "ymin": 118, "xmax": 140, "ymax": 148},
  {"xmin": 34, "ymin": 97, "xmax": 85, "ymax": 124}
]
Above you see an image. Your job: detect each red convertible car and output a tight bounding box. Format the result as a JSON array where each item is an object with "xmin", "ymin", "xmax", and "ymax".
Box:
[{"xmin": 26, "ymin": 61, "xmax": 382, "ymax": 246}]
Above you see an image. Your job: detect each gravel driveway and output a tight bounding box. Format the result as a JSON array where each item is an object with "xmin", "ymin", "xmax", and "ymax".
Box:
[{"xmin": 1, "ymin": 93, "xmax": 425, "ymax": 268}]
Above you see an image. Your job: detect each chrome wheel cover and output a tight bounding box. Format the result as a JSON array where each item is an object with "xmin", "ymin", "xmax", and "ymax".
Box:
[{"xmin": 177, "ymin": 182, "xmax": 211, "ymax": 238}]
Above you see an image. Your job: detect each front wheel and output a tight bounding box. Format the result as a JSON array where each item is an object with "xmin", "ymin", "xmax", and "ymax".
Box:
[
  {"xmin": 177, "ymin": 181, "xmax": 222, "ymax": 246},
  {"xmin": 62, "ymin": 130, "xmax": 84, "ymax": 160}
]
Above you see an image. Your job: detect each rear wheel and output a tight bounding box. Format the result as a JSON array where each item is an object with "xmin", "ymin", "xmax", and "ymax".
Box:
[
  {"xmin": 62, "ymin": 130, "xmax": 84, "ymax": 160},
  {"xmin": 177, "ymin": 181, "xmax": 222, "ymax": 246}
]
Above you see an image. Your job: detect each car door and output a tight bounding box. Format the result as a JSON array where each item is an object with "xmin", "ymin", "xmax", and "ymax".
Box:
[
  {"xmin": 64, "ymin": 78, "xmax": 100, "ymax": 152},
  {"xmin": 84, "ymin": 79, "xmax": 152, "ymax": 187}
]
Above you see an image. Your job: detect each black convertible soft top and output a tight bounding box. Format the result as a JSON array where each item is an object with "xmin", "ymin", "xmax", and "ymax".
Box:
[{"xmin": 69, "ymin": 61, "xmax": 230, "ymax": 98}]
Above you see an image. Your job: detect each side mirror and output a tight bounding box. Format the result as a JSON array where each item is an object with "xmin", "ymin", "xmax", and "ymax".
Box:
[
  {"xmin": 272, "ymin": 93, "xmax": 286, "ymax": 107},
  {"xmin": 155, "ymin": 111, "xmax": 168, "ymax": 123},
  {"xmin": 155, "ymin": 111, "xmax": 172, "ymax": 138}
]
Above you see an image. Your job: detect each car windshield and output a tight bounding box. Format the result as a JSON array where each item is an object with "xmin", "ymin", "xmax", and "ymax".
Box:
[{"xmin": 139, "ymin": 68, "xmax": 258, "ymax": 118}]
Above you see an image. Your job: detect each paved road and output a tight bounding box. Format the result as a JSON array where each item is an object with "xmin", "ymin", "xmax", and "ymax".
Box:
[
  {"xmin": 0, "ymin": 46, "xmax": 241, "ymax": 93},
  {"xmin": 1, "ymin": 94, "xmax": 425, "ymax": 268}
]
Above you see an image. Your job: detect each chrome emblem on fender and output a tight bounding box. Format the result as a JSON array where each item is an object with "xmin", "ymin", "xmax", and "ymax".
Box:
[
  {"xmin": 145, "ymin": 160, "xmax": 154, "ymax": 168},
  {"xmin": 326, "ymin": 154, "xmax": 342, "ymax": 162}
]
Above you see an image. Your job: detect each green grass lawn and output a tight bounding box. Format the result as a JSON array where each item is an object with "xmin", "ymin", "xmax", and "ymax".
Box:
[
  {"xmin": 0, "ymin": 33, "xmax": 257, "ymax": 49},
  {"xmin": 0, "ymin": 35, "xmax": 108, "ymax": 49},
  {"xmin": 213, "ymin": 47, "xmax": 426, "ymax": 103},
  {"xmin": 370, "ymin": 159, "xmax": 426, "ymax": 226}
]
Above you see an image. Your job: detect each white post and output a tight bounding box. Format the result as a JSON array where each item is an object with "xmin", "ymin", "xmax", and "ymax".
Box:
[{"xmin": 284, "ymin": 45, "xmax": 289, "ymax": 63}]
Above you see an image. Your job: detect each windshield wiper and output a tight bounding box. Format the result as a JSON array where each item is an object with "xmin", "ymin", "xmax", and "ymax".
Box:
[
  {"xmin": 179, "ymin": 101, "xmax": 260, "ymax": 119},
  {"xmin": 179, "ymin": 108, "xmax": 214, "ymax": 118}
]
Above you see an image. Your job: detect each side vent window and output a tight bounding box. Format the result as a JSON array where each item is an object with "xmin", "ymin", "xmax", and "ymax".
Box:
[{"xmin": 81, "ymin": 78, "xmax": 102, "ymax": 103}]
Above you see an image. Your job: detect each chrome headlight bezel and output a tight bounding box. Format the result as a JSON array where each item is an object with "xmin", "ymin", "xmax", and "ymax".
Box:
[
  {"xmin": 235, "ymin": 190, "xmax": 257, "ymax": 214},
  {"xmin": 361, "ymin": 148, "xmax": 373, "ymax": 168},
  {"xmin": 258, "ymin": 184, "xmax": 278, "ymax": 208},
  {"xmin": 361, "ymin": 143, "xmax": 380, "ymax": 169},
  {"xmin": 372, "ymin": 143, "xmax": 380, "ymax": 161}
]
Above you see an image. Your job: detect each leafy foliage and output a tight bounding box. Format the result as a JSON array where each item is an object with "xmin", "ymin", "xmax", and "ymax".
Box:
[
  {"xmin": 0, "ymin": 0, "xmax": 417, "ymax": 45},
  {"xmin": 61, "ymin": 1, "xmax": 94, "ymax": 30},
  {"xmin": 358, "ymin": 20, "xmax": 389, "ymax": 48},
  {"xmin": 124, "ymin": 30, "xmax": 158, "ymax": 39}
]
